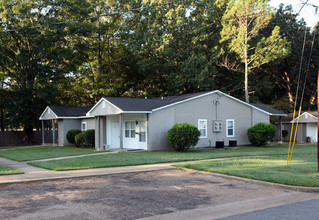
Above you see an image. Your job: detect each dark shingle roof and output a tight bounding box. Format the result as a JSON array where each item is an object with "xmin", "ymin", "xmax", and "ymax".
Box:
[
  {"xmin": 49, "ymin": 106, "xmax": 92, "ymax": 117},
  {"xmin": 104, "ymin": 91, "xmax": 211, "ymax": 111},
  {"xmin": 250, "ymin": 103, "xmax": 287, "ymax": 116}
]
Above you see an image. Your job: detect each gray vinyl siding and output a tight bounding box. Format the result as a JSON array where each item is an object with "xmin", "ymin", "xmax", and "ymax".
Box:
[
  {"xmin": 148, "ymin": 108, "xmax": 175, "ymax": 151},
  {"xmin": 40, "ymin": 108, "xmax": 57, "ymax": 120},
  {"xmin": 297, "ymin": 114, "xmax": 317, "ymax": 123},
  {"xmin": 252, "ymin": 108, "xmax": 269, "ymax": 125},
  {"xmin": 148, "ymin": 93, "xmax": 270, "ymax": 150},
  {"xmin": 81, "ymin": 118, "xmax": 95, "ymax": 130},
  {"xmin": 89, "ymin": 99, "xmax": 120, "ymax": 116},
  {"xmin": 59, "ymin": 119, "xmax": 81, "ymax": 146},
  {"xmin": 58, "ymin": 120, "xmax": 64, "ymax": 146}
]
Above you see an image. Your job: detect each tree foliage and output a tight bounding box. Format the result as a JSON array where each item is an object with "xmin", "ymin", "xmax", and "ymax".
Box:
[
  {"xmin": 220, "ymin": 0, "xmax": 290, "ymax": 103},
  {"xmin": 0, "ymin": 0, "xmax": 317, "ymax": 136}
]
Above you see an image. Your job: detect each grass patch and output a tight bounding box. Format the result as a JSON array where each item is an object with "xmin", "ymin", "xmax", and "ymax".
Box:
[
  {"xmin": 0, "ymin": 164, "xmax": 23, "ymax": 175},
  {"xmin": 176, "ymin": 153, "xmax": 319, "ymax": 187},
  {"xmin": 28, "ymin": 144, "xmax": 315, "ymax": 171},
  {"xmin": 0, "ymin": 145, "xmax": 40, "ymax": 150},
  {"xmin": 0, "ymin": 146, "xmax": 108, "ymax": 161}
]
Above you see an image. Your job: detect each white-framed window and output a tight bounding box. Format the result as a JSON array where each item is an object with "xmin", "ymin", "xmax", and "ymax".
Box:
[
  {"xmin": 81, "ymin": 122, "xmax": 87, "ymax": 132},
  {"xmin": 226, "ymin": 119, "xmax": 235, "ymax": 137},
  {"xmin": 198, "ymin": 119, "xmax": 207, "ymax": 138},
  {"xmin": 125, "ymin": 121, "xmax": 136, "ymax": 138}
]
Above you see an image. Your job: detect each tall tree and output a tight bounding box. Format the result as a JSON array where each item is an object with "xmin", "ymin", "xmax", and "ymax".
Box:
[
  {"xmin": 0, "ymin": 0, "xmax": 80, "ymax": 137},
  {"xmin": 219, "ymin": 0, "xmax": 289, "ymax": 103}
]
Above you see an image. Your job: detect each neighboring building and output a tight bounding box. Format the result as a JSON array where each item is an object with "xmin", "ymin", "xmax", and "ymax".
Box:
[
  {"xmin": 39, "ymin": 106, "xmax": 94, "ymax": 146},
  {"xmin": 281, "ymin": 111, "xmax": 318, "ymax": 143},
  {"xmin": 39, "ymin": 90, "xmax": 286, "ymax": 150}
]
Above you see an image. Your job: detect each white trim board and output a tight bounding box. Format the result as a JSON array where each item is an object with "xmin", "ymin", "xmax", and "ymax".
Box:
[
  {"xmin": 87, "ymin": 98, "xmax": 123, "ymax": 116},
  {"xmin": 291, "ymin": 112, "xmax": 318, "ymax": 123},
  {"xmin": 152, "ymin": 90, "xmax": 276, "ymax": 116},
  {"xmin": 39, "ymin": 106, "xmax": 58, "ymax": 120}
]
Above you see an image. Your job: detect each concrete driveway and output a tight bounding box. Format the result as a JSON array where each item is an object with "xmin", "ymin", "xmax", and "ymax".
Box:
[{"xmin": 1, "ymin": 169, "xmax": 319, "ymax": 220}]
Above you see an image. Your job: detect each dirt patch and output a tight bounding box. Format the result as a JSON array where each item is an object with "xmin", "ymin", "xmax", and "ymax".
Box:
[{"xmin": 0, "ymin": 169, "xmax": 291, "ymax": 219}]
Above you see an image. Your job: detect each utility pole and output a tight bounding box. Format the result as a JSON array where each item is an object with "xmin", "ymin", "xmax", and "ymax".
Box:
[{"xmin": 317, "ymin": 54, "xmax": 319, "ymax": 172}]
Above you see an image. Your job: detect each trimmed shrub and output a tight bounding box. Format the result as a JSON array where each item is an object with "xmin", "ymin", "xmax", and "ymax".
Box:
[
  {"xmin": 74, "ymin": 133, "xmax": 85, "ymax": 147},
  {"xmin": 247, "ymin": 123, "xmax": 276, "ymax": 146},
  {"xmin": 168, "ymin": 123, "xmax": 200, "ymax": 151},
  {"xmin": 66, "ymin": 129, "xmax": 81, "ymax": 144},
  {"xmin": 84, "ymin": 129, "xmax": 95, "ymax": 147}
]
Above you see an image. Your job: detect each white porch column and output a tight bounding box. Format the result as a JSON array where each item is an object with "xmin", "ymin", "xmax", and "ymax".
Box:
[
  {"xmin": 278, "ymin": 116, "xmax": 283, "ymax": 144},
  {"xmin": 52, "ymin": 119, "xmax": 56, "ymax": 146},
  {"xmin": 95, "ymin": 116, "xmax": 101, "ymax": 150},
  {"xmin": 41, "ymin": 120, "xmax": 45, "ymax": 145},
  {"xmin": 119, "ymin": 114, "xmax": 123, "ymax": 150},
  {"xmin": 146, "ymin": 113, "xmax": 149, "ymax": 151}
]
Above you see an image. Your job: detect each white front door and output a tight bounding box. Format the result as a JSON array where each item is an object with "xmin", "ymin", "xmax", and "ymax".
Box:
[
  {"xmin": 111, "ymin": 122, "xmax": 120, "ymax": 148},
  {"xmin": 137, "ymin": 121, "xmax": 147, "ymax": 149},
  {"xmin": 124, "ymin": 120, "xmax": 147, "ymax": 150}
]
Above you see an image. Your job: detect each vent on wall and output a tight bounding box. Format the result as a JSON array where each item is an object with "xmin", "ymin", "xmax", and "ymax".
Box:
[{"xmin": 213, "ymin": 120, "xmax": 222, "ymax": 133}]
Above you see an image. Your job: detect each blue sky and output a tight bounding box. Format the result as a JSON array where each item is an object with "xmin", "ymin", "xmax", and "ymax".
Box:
[{"xmin": 270, "ymin": 0, "xmax": 318, "ymax": 27}]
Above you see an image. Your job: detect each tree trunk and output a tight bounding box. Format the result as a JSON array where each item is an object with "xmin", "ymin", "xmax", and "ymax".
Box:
[
  {"xmin": 0, "ymin": 109, "xmax": 4, "ymax": 131},
  {"xmin": 283, "ymin": 71, "xmax": 294, "ymax": 109},
  {"xmin": 244, "ymin": 6, "xmax": 249, "ymax": 103},
  {"xmin": 24, "ymin": 127, "xmax": 33, "ymax": 144}
]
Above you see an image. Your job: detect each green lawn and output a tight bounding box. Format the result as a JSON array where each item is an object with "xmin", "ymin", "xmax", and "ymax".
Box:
[
  {"xmin": 28, "ymin": 144, "xmax": 315, "ymax": 171},
  {"xmin": 176, "ymin": 151, "xmax": 319, "ymax": 187},
  {"xmin": 0, "ymin": 146, "xmax": 108, "ymax": 161},
  {"xmin": 0, "ymin": 164, "xmax": 23, "ymax": 175}
]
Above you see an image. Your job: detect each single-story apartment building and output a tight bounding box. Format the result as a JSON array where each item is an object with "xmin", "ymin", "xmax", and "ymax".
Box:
[
  {"xmin": 39, "ymin": 90, "xmax": 286, "ymax": 150},
  {"xmin": 281, "ymin": 111, "xmax": 318, "ymax": 143},
  {"xmin": 39, "ymin": 106, "xmax": 94, "ymax": 146}
]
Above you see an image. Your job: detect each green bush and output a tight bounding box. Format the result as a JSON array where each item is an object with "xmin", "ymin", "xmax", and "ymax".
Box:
[
  {"xmin": 74, "ymin": 133, "xmax": 85, "ymax": 147},
  {"xmin": 247, "ymin": 123, "xmax": 276, "ymax": 146},
  {"xmin": 84, "ymin": 129, "xmax": 95, "ymax": 147},
  {"xmin": 168, "ymin": 123, "xmax": 200, "ymax": 151},
  {"xmin": 66, "ymin": 129, "xmax": 81, "ymax": 144}
]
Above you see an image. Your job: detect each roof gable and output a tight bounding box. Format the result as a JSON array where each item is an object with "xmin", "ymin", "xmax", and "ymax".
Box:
[
  {"xmin": 292, "ymin": 111, "xmax": 318, "ymax": 123},
  {"xmin": 39, "ymin": 106, "xmax": 92, "ymax": 120},
  {"xmin": 88, "ymin": 98, "xmax": 122, "ymax": 116}
]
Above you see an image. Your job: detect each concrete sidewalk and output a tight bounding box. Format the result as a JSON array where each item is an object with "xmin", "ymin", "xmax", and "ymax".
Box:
[
  {"xmin": 0, "ymin": 156, "xmax": 175, "ymax": 184},
  {"xmin": 1, "ymin": 154, "xmax": 319, "ymax": 194}
]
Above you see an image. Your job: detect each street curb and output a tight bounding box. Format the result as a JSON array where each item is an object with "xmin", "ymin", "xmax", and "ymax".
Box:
[{"xmin": 178, "ymin": 167, "xmax": 319, "ymax": 193}]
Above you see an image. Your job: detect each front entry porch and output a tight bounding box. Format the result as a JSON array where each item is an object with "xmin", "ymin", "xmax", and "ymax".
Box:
[{"xmin": 96, "ymin": 114, "xmax": 148, "ymax": 151}]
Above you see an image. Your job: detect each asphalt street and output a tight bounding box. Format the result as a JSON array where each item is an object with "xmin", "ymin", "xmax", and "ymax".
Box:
[
  {"xmin": 1, "ymin": 169, "xmax": 318, "ymax": 220},
  {"xmin": 219, "ymin": 198, "xmax": 319, "ymax": 220}
]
